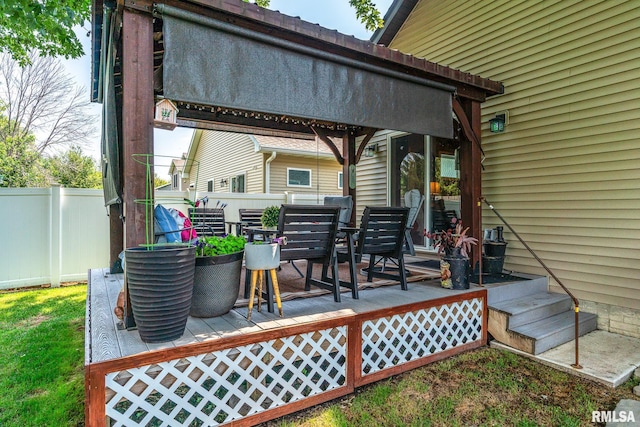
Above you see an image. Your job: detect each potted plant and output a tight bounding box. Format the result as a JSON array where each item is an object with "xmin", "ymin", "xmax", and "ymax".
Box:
[
  {"xmin": 426, "ymin": 219, "xmax": 478, "ymax": 289},
  {"xmin": 125, "ymin": 242, "xmax": 196, "ymax": 342},
  {"xmin": 124, "ymin": 160, "xmax": 197, "ymax": 343},
  {"xmin": 190, "ymin": 234, "xmax": 247, "ymax": 317},
  {"xmin": 260, "ymin": 205, "xmax": 280, "ymax": 229}
]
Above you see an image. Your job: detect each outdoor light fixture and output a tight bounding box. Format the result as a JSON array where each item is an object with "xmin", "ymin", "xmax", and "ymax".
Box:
[
  {"xmin": 220, "ymin": 178, "xmax": 228, "ymax": 186},
  {"xmin": 489, "ymin": 113, "xmax": 506, "ymax": 133},
  {"xmin": 364, "ymin": 144, "xmax": 378, "ymax": 157}
]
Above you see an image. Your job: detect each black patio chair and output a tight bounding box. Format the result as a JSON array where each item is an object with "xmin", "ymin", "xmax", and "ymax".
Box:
[
  {"xmin": 335, "ymin": 206, "xmax": 410, "ymax": 290},
  {"xmin": 278, "ymin": 204, "xmax": 346, "ymax": 302}
]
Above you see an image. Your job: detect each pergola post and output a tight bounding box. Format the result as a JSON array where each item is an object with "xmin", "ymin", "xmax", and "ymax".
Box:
[
  {"xmin": 457, "ymin": 99, "xmax": 483, "ymax": 267},
  {"xmin": 343, "ymin": 131, "xmax": 357, "ymax": 226},
  {"xmin": 121, "ymin": 6, "xmax": 155, "ymax": 327},
  {"xmin": 109, "ymin": 205, "xmax": 123, "ymax": 273}
]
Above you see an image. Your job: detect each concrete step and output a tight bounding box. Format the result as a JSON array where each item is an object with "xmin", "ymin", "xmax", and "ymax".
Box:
[
  {"xmin": 490, "ymin": 292, "xmax": 572, "ymax": 329},
  {"xmin": 485, "ymin": 274, "xmax": 548, "ymax": 305},
  {"xmin": 509, "ymin": 310, "xmax": 598, "ymax": 355}
]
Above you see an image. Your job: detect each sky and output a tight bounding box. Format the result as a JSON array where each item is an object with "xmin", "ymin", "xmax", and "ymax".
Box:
[{"xmin": 62, "ymin": 0, "xmax": 393, "ymax": 178}]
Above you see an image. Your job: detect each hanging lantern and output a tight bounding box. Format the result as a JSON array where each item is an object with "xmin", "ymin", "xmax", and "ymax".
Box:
[{"xmin": 154, "ymin": 99, "xmax": 179, "ymax": 130}]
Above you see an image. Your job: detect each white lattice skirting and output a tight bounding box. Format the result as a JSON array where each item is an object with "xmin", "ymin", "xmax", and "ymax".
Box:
[
  {"xmin": 97, "ymin": 295, "xmax": 485, "ymax": 426},
  {"xmin": 105, "ymin": 326, "xmax": 347, "ymax": 426},
  {"xmin": 362, "ymin": 298, "xmax": 484, "ymax": 375}
]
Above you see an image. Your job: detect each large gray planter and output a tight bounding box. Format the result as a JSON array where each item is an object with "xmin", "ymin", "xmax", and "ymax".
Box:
[
  {"xmin": 125, "ymin": 245, "xmax": 196, "ymax": 343},
  {"xmin": 190, "ymin": 251, "xmax": 244, "ymax": 318}
]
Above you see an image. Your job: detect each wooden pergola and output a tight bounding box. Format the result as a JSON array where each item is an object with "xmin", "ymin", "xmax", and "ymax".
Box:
[{"xmin": 91, "ymin": 0, "xmax": 503, "ymax": 269}]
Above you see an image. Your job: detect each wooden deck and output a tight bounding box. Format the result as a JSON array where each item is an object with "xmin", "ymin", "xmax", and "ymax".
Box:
[{"xmin": 85, "ymin": 267, "xmax": 487, "ymax": 426}]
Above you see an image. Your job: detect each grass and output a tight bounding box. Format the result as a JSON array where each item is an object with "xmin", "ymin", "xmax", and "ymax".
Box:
[
  {"xmin": 1, "ymin": 284, "xmax": 638, "ymax": 427},
  {"xmin": 264, "ymin": 348, "xmax": 640, "ymax": 427},
  {"xmin": 0, "ymin": 285, "xmax": 86, "ymax": 427}
]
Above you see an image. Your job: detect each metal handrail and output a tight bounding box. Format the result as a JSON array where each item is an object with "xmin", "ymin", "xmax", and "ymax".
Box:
[{"xmin": 480, "ymin": 197, "xmax": 582, "ymax": 369}]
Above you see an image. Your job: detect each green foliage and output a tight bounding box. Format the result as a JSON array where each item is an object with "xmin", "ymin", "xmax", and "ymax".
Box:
[
  {"xmin": 435, "ymin": 156, "xmax": 460, "ymax": 196},
  {"xmin": 154, "ymin": 174, "xmax": 170, "ymax": 189},
  {"xmin": 348, "ymin": 0, "xmax": 384, "ymax": 31},
  {"xmin": 42, "ymin": 145, "xmax": 102, "ymax": 188},
  {"xmin": 261, "ymin": 205, "xmax": 281, "ymax": 228},
  {"xmin": 196, "ymin": 234, "xmax": 247, "ymax": 257},
  {"xmin": 0, "ymin": 285, "xmax": 86, "ymax": 426},
  {"xmin": 0, "ymin": 111, "xmax": 46, "ymax": 187},
  {"xmin": 0, "ymin": 0, "xmax": 91, "ymax": 66}
]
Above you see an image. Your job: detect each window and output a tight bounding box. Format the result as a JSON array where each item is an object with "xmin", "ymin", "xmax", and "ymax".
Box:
[
  {"xmin": 231, "ymin": 173, "xmax": 245, "ymax": 193},
  {"xmin": 287, "ymin": 168, "xmax": 312, "ymax": 187},
  {"xmin": 207, "ymin": 179, "xmax": 214, "ymax": 192},
  {"xmin": 337, "ymin": 171, "xmax": 343, "ymax": 190},
  {"xmin": 172, "ymin": 173, "xmax": 179, "ymax": 189}
]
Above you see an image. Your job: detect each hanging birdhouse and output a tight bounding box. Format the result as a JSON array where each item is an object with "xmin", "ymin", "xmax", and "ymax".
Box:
[{"xmin": 154, "ymin": 99, "xmax": 179, "ymax": 130}]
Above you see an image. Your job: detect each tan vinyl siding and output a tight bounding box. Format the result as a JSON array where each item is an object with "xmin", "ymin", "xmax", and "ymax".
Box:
[
  {"xmin": 354, "ymin": 130, "xmax": 395, "ymax": 222},
  {"xmin": 390, "ymin": 0, "xmax": 640, "ymax": 311},
  {"xmin": 269, "ymin": 155, "xmax": 342, "ymax": 195},
  {"xmin": 192, "ymin": 131, "xmax": 263, "ymax": 193}
]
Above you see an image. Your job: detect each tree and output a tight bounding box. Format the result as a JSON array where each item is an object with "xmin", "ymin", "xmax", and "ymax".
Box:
[
  {"xmin": 0, "ymin": 110, "xmax": 47, "ymax": 187},
  {"xmin": 154, "ymin": 174, "xmax": 170, "ymax": 188},
  {"xmin": 0, "ymin": 0, "xmax": 90, "ymax": 66},
  {"xmin": 42, "ymin": 145, "xmax": 102, "ymax": 188},
  {"xmin": 0, "ymin": 52, "xmax": 97, "ymax": 155},
  {"xmin": 346, "ymin": 0, "xmax": 384, "ymax": 31}
]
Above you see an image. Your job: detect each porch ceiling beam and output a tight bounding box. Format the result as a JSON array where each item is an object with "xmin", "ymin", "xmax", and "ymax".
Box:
[{"xmin": 312, "ymin": 127, "xmax": 344, "ymax": 165}]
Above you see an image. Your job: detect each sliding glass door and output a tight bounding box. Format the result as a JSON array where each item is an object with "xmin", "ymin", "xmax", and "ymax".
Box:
[{"xmin": 389, "ymin": 133, "xmax": 462, "ymax": 252}]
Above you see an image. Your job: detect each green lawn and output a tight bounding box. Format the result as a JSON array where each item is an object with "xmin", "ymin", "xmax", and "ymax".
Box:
[
  {"xmin": 1, "ymin": 284, "xmax": 638, "ymax": 427},
  {"xmin": 0, "ymin": 285, "xmax": 86, "ymax": 427},
  {"xmin": 264, "ymin": 349, "xmax": 639, "ymax": 427}
]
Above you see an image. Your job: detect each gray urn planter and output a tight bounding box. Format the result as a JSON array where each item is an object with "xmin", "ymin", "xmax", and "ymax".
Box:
[
  {"xmin": 125, "ymin": 245, "xmax": 196, "ymax": 343},
  {"xmin": 190, "ymin": 251, "xmax": 244, "ymax": 318},
  {"xmin": 245, "ymin": 243, "xmax": 280, "ymax": 271}
]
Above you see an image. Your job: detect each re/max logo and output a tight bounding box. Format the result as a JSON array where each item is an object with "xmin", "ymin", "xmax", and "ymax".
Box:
[{"xmin": 592, "ymin": 410, "xmax": 636, "ymax": 423}]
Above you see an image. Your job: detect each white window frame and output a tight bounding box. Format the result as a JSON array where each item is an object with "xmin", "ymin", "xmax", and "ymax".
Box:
[
  {"xmin": 231, "ymin": 172, "xmax": 246, "ymax": 193},
  {"xmin": 337, "ymin": 171, "xmax": 343, "ymax": 190},
  {"xmin": 172, "ymin": 173, "xmax": 179, "ymax": 190},
  {"xmin": 287, "ymin": 167, "xmax": 312, "ymax": 188},
  {"xmin": 207, "ymin": 178, "xmax": 214, "ymax": 192}
]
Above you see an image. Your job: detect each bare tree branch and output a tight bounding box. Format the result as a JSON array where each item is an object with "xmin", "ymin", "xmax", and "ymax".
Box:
[{"xmin": 0, "ymin": 52, "xmax": 97, "ymax": 155}]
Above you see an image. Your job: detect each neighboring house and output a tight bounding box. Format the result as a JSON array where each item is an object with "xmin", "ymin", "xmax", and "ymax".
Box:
[
  {"xmin": 367, "ymin": 0, "xmax": 640, "ymax": 337},
  {"xmin": 183, "ymin": 130, "xmax": 343, "ymax": 194},
  {"xmin": 168, "ymin": 156, "xmax": 188, "ymax": 191}
]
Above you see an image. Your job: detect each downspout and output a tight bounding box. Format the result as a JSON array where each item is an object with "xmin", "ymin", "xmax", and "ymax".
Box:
[{"xmin": 265, "ymin": 151, "xmax": 277, "ymax": 193}]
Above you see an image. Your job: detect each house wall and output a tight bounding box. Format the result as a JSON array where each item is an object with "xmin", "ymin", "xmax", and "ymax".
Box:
[
  {"xmin": 388, "ymin": 0, "xmax": 640, "ymax": 331},
  {"xmin": 191, "ymin": 131, "xmax": 264, "ymax": 193},
  {"xmin": 266, "ymin": 155, "xmax": 343, "ymax": 195},
  {"xmin": 354, "ymin": 130, "xmax": 395, "ymax": 221}
]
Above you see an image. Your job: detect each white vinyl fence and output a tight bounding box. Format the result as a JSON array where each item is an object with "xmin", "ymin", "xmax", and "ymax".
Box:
[
  {"xmin": 0, "ymin": 186, "xmax": 110, "ymax": 290},
  {"xmin": 0, "ymin": 188, "xmax": 340, "ymax": 290}
]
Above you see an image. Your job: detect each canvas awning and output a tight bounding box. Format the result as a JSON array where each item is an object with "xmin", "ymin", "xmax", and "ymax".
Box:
[{"xmin": 157, "ymin": 4, "xmax": 455, "ymax": 139}]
